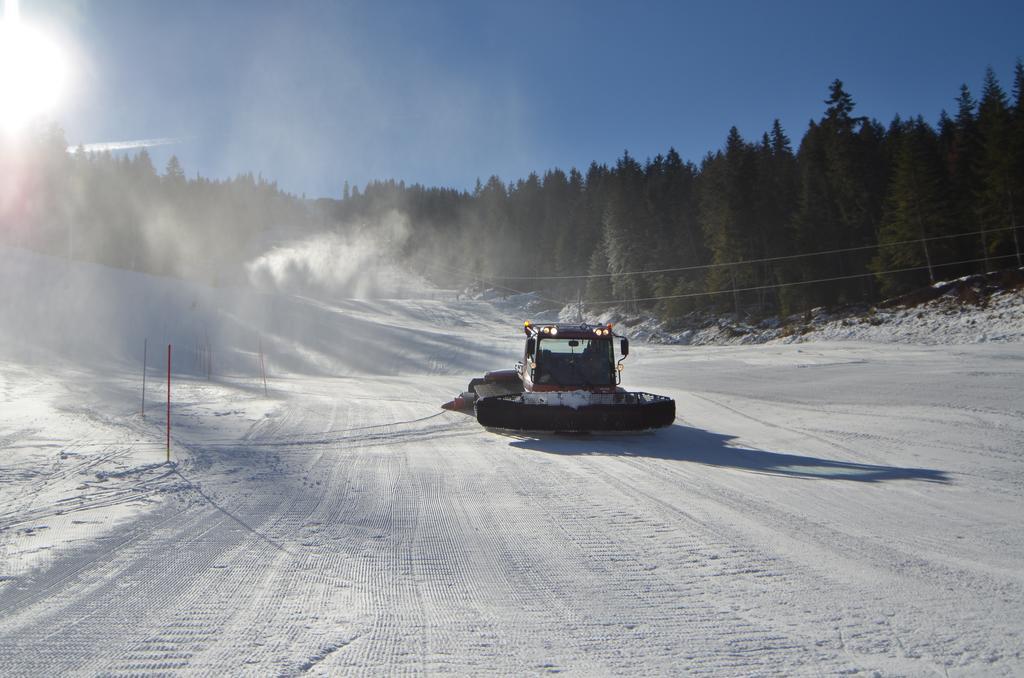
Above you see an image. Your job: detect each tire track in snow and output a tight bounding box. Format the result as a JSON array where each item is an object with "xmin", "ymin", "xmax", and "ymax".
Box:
[
  {"xmin": 481, "ymin": 442, "xmax": 831, "ymax": 674},
  {"xmin": 3, "ymin": 355, "xmax": 1021, "ymax": 675},
  {"xmin": 580, "ymin": 393, "xmax": 1022, "ymax": 674},
  {"xmin": 0, "ymin": 388, "xmax": 342, "ymax": 674}
]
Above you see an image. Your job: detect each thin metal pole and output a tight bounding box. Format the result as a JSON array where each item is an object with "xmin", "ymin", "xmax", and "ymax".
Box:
[
  {"xmin": 730, "ymin": 266, "xmax": 740, "ymax": 317},
  {"xmin": 1007, "ymin": 177, "xmax": 1021, "ymax": 267},
  {"xmin": 166, "ymin": 344, "xmax": 172, "ymax": 462},
  {"xmin": 141, "ymin": 338, "xmax": 147, "ymax": 418},
  {"xmin": 259, "ymin": 337, "xmax": 268, "ymax": 397}
]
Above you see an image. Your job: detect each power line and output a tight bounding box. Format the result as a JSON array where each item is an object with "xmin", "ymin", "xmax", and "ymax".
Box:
[
  {"xmin": 485, "ymin": 226, "xmax": 1021, "ymax": 281},
  {"xmin": 418, "ymin": 261, "xmax": 570, "ymax": 306},
  {"xmin": 584, "ymin": 254, "xmax": 1022, "ymax": 305}
]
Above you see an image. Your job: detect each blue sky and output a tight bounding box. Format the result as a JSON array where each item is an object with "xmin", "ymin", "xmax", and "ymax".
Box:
[{"xmin": 29, "ymin": 0, "xmax": 1024, "ymax": 198}]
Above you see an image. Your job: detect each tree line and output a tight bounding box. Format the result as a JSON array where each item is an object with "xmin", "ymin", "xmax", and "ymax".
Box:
[
  {"xmin": 336, "ymin": 63, "xmax": 1024, "ymax": 317},
  {"xmin": 2, "ymin": 62, "xmax": 1022, "ymax": 318},
  {"xmin": 0, "ymin": 130, "xmax": 316, "ymax": 284}
]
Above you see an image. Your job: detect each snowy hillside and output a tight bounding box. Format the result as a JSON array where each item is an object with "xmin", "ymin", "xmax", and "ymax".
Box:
[
  {"xmin": 1, "ymin": 247, "xmax": 1023, "ymax": 675},
  {"xmin": 562, "ymin": 269, "xmax": 1024, "ymax": 347},
  {"xmin": 0, "ymin": 246, "xmax": 511, "ymax": 376}
]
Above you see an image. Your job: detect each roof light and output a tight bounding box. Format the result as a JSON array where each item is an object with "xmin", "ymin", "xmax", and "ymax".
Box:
[{"xmin": 550, "ymin": 327, "xmax": 558, "ymax": 336}]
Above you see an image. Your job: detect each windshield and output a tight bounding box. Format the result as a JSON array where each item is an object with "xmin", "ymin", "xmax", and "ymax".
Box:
[{"xmin": 535, "ymin": 338, "xmax": 614, "ymax": 386}]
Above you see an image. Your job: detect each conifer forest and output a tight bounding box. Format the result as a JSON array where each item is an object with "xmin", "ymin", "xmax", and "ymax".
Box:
[{"xmin": 3, "ymin": 65, "xmax": 1023, "ymax": 319}]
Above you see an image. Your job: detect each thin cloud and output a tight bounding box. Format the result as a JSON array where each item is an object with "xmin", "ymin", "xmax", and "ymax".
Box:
[{"xmin": 66, "ymin": 137, "xmax": 183, "ymax": 154}]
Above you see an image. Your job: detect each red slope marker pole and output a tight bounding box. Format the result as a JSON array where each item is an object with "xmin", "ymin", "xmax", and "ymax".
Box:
[{"xmin": 166, "ymin": 343, "xmax": 172, "ymax": 463}]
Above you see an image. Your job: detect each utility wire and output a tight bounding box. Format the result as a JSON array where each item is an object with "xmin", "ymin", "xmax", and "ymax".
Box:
[
  {"xmin": 417, "ymin": 260, "xmax": 570, "ymax": 306},
  {"xmin": 584, "ymin": 254, "xmax": 1022, "ymax": 305},
  {"xmin": 483, "ymin": 225, "xmax": 1021, "ymax": 281}
]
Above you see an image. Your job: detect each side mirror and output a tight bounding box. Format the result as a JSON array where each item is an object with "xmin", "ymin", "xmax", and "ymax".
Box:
[
  {"xmin": 526, "ymin": 337, "xmax": 536, "ymax": 358},
  {"xmin": 620, "ymin": 338, "xmax": 629, "ymax": 357}
]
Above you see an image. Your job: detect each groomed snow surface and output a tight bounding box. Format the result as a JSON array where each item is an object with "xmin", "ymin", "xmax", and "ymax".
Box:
[{"xmin": 1, "ymin": 247, "xmax": 1023, "ymax": 675}]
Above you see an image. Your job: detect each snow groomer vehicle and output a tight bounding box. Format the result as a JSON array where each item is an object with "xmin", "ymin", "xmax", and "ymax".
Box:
[{"xmin": 443, "ymin": 321, "xmax": 675, "ymax": 432}]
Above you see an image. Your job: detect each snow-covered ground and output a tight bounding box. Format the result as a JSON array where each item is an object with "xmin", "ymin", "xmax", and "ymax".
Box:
[{"xmin": 1, "ymin": 247, "xmax": 1023, "ymax": 675}]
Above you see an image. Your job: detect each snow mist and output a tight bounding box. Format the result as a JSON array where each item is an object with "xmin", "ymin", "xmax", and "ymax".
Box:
[{"xmin": 245, "ymin": 210, "xmax": 419, "ymax": 300}]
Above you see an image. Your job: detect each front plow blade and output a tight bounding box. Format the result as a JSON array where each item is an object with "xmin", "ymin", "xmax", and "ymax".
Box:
[{"xmin": 475, "ymin": 392, "xmax": 675, "ymax": 432}]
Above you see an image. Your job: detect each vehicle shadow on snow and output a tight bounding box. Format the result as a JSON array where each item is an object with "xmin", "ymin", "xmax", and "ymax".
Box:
[{"xmin": 505, "ymin": 424, "xmax": 950, "ymax": 484}]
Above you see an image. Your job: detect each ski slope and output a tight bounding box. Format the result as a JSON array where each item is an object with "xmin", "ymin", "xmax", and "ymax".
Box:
[{"xmin": 1, "ymin": 248, "xmax": 1023, "ymax": 675}]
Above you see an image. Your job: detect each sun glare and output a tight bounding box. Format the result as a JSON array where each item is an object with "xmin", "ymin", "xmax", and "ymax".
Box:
[{"xmin": 0, "ymin": 0, "xmax": 66, "ymax": 135}]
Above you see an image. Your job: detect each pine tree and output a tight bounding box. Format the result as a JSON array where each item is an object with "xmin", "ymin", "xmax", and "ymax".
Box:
[
  {"xmin": 539, "ymin": 168, "xmax": 570, "ymax": 286},
  {"xmin": 475, "ymin": 175, "xmax": 510, "ymax": 279},
  {"xmin": 164, "ymin": 155, "xmax": 185, "ymax": 183},
  {"xmin": 873, "ymin": 118, "xmax": 952, "ymax": 295},
  {"xmin": 1011, "ymin": 59, "xmax": 1024, "ymax": 263},
  {"xmin": 584, "ymin": 243, "xmax": 612, "ymax": 302},
  {"xmin": 751, "ymin": 119, "xmax": 798, "ymax": 311},
  {"xmin": 696, "ymin": 128, "xmax": 766, "ymax": 313},
  {"xmin": 943, "ymin": 84, "xmax": 983, "ymax": 262},
  {"xmin": 976, "ymin": 67, "xmax": 1022, "ymax": 266},
  {"xmin": 602, "ymin": 151, "xmax": 647, "ymax": 303},
  {"xmin": 551, "ymin": 167, "xmax": 586, "ymax": 297},
  {"xmin": 1013, "ymin": 58, "xmax": 1024, "ymax": 116},
  {"xmin": 579, "ymin": 162, "xmax": 610, "ymax": 278},
  {"xmin": 651, "ymin": 148, "xmax": 703, "ymax": 317},
  {"xmin": 788, "ymin": 80, "xmax": 885, "ymax": 310}
]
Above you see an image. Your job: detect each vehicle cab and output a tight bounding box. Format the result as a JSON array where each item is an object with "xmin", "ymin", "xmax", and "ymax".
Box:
[{"xmin": 517, "ymin": 322, "xmax": 629, "ymax": 393}]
